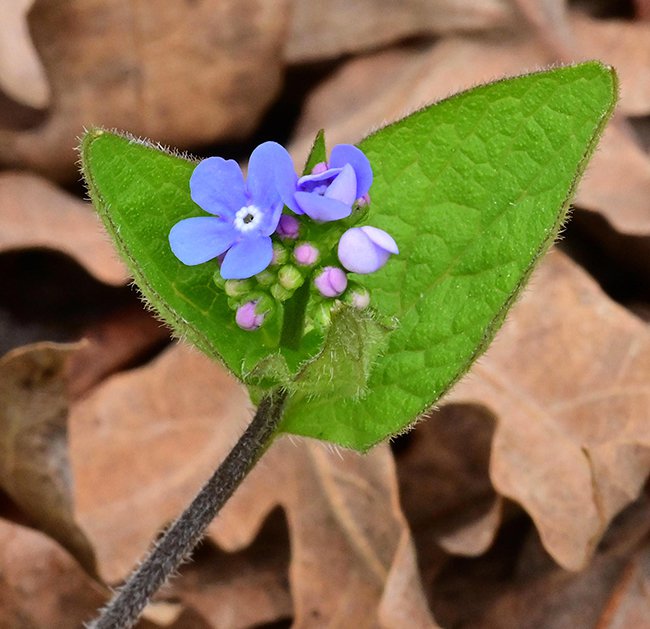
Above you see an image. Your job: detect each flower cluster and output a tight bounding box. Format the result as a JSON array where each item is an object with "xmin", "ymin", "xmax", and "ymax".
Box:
[{"xmin": 169, "ymin": 141, "xmax": 398, "ymax": 332}]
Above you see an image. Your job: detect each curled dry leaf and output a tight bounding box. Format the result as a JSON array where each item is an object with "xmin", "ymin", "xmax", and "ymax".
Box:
[
  {"xmin": 0, "ymin": 342, "xmax": 96, "ymax": 576},
  {"xmin": 0, "ymin": 0, "xmax": 50, "ymax": 109},
  {"xmin": 447, "ymin": 251, "xmax": 650, "ymax": 571},
  {"xmin": 67, "ymin": 342, "xmax": 437, "ymax": 626},
  {"xmin": 292, "ymin": 10, "xmax": 650, "ymax": 236},
  {"xmin": 0, "ymin": 0, "xmax": 289, "ymax": 180},
  {"xmin": 0, "ymin": 172, "xmax": 127, "ymax": 286},
  {"xmin": 0, "ymin": 517, "xmax": 105, "ymax": 629},
  {"xmin": 210, "ymin": 438, "xmax": 438, "ymax": 627},
  {"xmin": 395, "ymin": 404, "xmax": 501, "ymax": 558},
  {"xmin": 285, "ymin": 0, "xmax": 514, "ymax": 63},
  {"xmin": 462, "ymin": 492, "xmax": 650, "ymax": 629}
]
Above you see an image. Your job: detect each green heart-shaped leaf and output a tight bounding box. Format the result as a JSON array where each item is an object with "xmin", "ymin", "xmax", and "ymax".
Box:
[{"xmin": 278, "ymin": 61, "xmax": 617, "ymax": 450}]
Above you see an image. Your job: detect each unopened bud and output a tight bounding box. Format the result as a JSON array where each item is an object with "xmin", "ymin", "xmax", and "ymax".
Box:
[
  {"xmin": 271, "ymin": 283, "xmax": 292, "ymax": 302},
  {"xmin": 294, "ymin": 242, "xmax": 320, "ymax": 267},
  {"xmin": 311, "ymin": 161, "xmax": 328, "ymax": 174},
  {"xmin": 224, "ymin": 278, "xmax": 253, "ymax": 298},
  {"xmin": 314, "ymin": 266, "xmax": 347, "ymax": 298},
  {"xmin": 278, "ymin": 264, "xmax": 304, "ymax": 291},
  {"xmin": 255, "ymin": 269, "xmax": 276, "ymax": 287},
  {"xmin": 345, "ymin": 284, "xmax": 370, "ymax": 309},
  {"xmin": 271, "ymin": 242, "xmax": 288, "ymax": 266},
  {"xmin": 276, "ymin": 214, "xmax": 300, "ymax": 240},
  {"xmin": 235, "ymin": 301, "xmax": 266, "ymax": 331}
]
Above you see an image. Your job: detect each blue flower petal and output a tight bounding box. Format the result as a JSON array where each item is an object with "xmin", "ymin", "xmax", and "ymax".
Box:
[
  {"xmin": 220, "ymin": 235, "xmax": 273, "ymax": 279},
  {"xmin": 169, "ymin": 217, "xmax": 237, "ymax": 265},
  {"xmin": 190, "ymin": 157, "xmax": 247, "ymax": 217},
  {"xmin": 297, "ymin": 167, "xmax": 342, "ymax": 187},
  {"xmin": 247, "ymin": 142, "xmax": 286, "ymax": 209},
  {"xmin": 294, "ymin": 191, "xmax": 352, "ymax": 222},
  {"xmin": 259, "ymin": 202, "xmax": 284, "ymax": 237},
  {"xmin": 329, "ymin": 144, "xmax": 373, "ymax": 198},
  {"xmin": 325, "ymin": 164, "xmax": 357, "ymax": 205},
  {"xmin": 248, "ymin": 141, "xmax": 300, "ymax": 214}
]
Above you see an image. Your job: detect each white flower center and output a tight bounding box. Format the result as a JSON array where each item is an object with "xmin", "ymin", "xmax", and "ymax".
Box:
[{"xmin": 234, "ymin": 205, "xmax": 263, "ymax": 233}]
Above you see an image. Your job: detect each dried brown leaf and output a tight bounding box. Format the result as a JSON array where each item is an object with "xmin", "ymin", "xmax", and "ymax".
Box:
[
  {"xmin": 0, "ymin": 0, "xmax": 289, "ymax": 179},
  {"xmin": 0, "ymin": 0, "xmax": 50, "ymax": 108},
  {"xmin": 286, "ymin": 0, "xmax": 515, "ymax": 63},
  {"xmin": 0, "ymin": 342, "xmax": 96, "ymax": 575},
  {"xmin": 69, "ymin": 343, "xmax": 251, "ymax": 583},
  {"xmin": 448, "ymin": 251, "xmax": 650, "ymax": 570},
  {"xmin": 0, "ymin": 517, "xmax": 105, "ymax": 629},
  {"xmin": 0, "ymin": 172, "xmax": 127, "ymax": 285},
  {"xmin": 396, "ymin": 404, "xmax": 501, "ymax": 558},
  {"xmin": 597, "ymin": 545, "xmax": 650, "ymax": 629},
  {"xmin": 456, "ymin": 492, "xmax": 650, "ymax": 629},
  {"xmin": 210, "ymin": 438, "xmax": 439, "ymax": 628}
]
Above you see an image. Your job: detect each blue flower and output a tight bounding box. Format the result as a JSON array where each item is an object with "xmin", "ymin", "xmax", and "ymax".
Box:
[
  {"xmin": 169, "ymin": 142, "xmax": 289, "ymax": 280},
  {"xmin": 272, "ymin": 144, "xmax": 373, "ymax": 222}
]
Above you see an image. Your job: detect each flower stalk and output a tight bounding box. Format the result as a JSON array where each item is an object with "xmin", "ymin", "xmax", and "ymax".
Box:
[{"xmin": 87, "ymin": 389, "xmax": 287, "ymax": 629}]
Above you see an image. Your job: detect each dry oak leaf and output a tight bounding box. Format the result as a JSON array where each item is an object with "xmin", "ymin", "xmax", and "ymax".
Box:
[
  {"xmin": 285, "ymin": 0, "xmax": 515, "ymax": 63},
  {"xmin": 447, "ymin": 250, "xmax": 650, "ymax": 571},
  {"xmin": 0, "ymin": 342, "xmax": 97, "ymax": 577},
  {"xmin": 210, "ymin": 437, "xmax": 438, "ymax": 628},
  {"xmin": 0, "ymin": 172, "xmax": 127, "ymax": 286},
  {"xmin": 0, "ymin": 0, "xmax": 50, "ymax": 108},
  {"xmin": 291, "ymin": 11, "xmax": 650, "ymax": 236},
  {"xmin": 0, "ymin": 516, "xmax": 105, "ymax": 629},
  {"xmin": 69, "ymin": 342, "xmax": 437, "ymax": 627},
  {"xmin": 0, "ymin": 0, "xmax": 289, "ymax": 180},
  {"xmin": 462, "ymin": 491, "xmax": 650, "ymax": 629},
  {"xmin": 395, "ymin": 403, "xmax": 502, "ymax": 559}
]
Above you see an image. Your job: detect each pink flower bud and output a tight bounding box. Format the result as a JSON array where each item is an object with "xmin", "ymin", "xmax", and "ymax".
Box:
[
  {"xmin": 314, "ymin": 266, "xmax": 348, "ymax": 298},
  {"xmin": 311, "ymin": 162, "xmax": 328, "ymax": 174},
  {"xmin": 276, "ymin": 214, "xmax": 300, "ymax": 240},
  {"xmin": 294, "ymin": 243, "xmax": 320, "ymax": 266},
  {"xmin": 235, "ymin": 301, "xmax": 265, "ymax": 331}
]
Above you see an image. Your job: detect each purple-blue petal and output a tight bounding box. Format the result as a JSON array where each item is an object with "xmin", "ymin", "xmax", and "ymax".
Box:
[
  {"xmin": 297, "ymin": 167, "xmax": 342, "ymax": 187},
  {"xmin": 329, "ymin": 144, "xmax": 373, "ymax": 198},
  {"xmin": 360, "ymin": 225, "xmax": 399, "ymax": 254},
  {"xmin": 294, "ymin": 191, "xmax": 352, "ymax": 222},
  {"xmin": 220, "ymin": 236, "xmax": 273, "ymax": 279},
  {"xmin": 248, "ymin": 141, "xmax": 300, "ymax": 214},
  {"xmin": 259, "ymin": 201, "xmax": 284, "ymax": 237},
  {"xmin": 325, "ymin": 164, "xmax": 357, "ymax": 205},
  {"xmin": 190, "ymin": 157, "xmax": 247, "ymax": 217},
  {"xmin": 169, "ymin": 217, "xmax": 237, "ymax": 266},
  {"xmin": 247, "ymin": 141, "xmax": 286, "ymax": 210}
]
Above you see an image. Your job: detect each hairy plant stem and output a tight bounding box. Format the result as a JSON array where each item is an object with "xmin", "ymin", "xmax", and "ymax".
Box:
[{"xmin": 87, "ymin": 388, "xmax": 287, "ymax": 629}]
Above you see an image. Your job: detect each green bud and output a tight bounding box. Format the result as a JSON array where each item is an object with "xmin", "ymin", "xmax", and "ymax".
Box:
[
  {"xmin": 343, "ymin": 282, "xmax": 371, "ymax": 309},
  {"xmin": 271, "ymin": 283, "xmax": 292, "ymax": 302},
  {"xmin": 278, "ymin": 264, "xmax": 304, "ymax": 290},
  {"xmin": 255, "ymin": 269, "xmax": 276, "ymax": 287},
  {"xmin": 224, "ymin": 278, "xmax": 254, "ymax": 298},
  {"xmin": 271, "ymin": 242, "xmax": 288, "ymax": 266}
]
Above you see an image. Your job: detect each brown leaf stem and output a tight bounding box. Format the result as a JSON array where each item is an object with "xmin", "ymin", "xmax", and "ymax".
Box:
[{"xmin": 86, "ymin": 388, "xmax": 287, "ymax": 629}]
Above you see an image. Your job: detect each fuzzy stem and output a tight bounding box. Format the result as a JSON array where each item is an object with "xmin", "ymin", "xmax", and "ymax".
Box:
[{"xmin": 87, "ymin": 389, "xmax": 287, "ymax": 629}]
